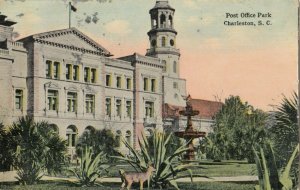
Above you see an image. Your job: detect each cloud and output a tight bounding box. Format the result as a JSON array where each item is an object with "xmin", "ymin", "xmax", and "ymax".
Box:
[{"xmin": 104, "ymin": 20, "xmax": 131, "ymax": 36}]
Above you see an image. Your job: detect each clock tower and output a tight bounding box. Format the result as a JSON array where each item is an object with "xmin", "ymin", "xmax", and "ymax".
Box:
[{"xmin": 146, "ymin": 0, "xmax": 186, "ymax": 106}]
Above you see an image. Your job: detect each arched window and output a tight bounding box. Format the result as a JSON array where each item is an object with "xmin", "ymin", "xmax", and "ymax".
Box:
[
  {"xmin": 173, "ymin": 61, "xmax": 177, "ymax": 73},
  {"xmin": 49, "ymin": 124, "xmax": 59, "ymax": 134},
  {"xmin": 125, "ymin": 130, "xmax": 131, "ymax": 145},
  {"xmin": 116, "ymin": 130, "xmax": 122, "ymax": 147},
  {"xmin": 168, "ymin": 15, "xmax": 173, "ymax": 28},
  {"xmin": 66, "ymin": 125, "xmax": 77, "ymax": 147},
  {"xmin": 162, "ymin": 37, "xmax": 166, "ymax": 47},
  {"xmin": 84, "ymin": 126, "xmax": 95, "ymax": 136},
  {"xmin": 160, "ymin": 14, "xmax": 166, "ymax": 27}
]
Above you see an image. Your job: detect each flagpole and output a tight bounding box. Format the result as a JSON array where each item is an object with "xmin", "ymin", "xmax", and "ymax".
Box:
[{"xmin": 69, "ymin": 2, "xmax": 71, "ymax": 28}]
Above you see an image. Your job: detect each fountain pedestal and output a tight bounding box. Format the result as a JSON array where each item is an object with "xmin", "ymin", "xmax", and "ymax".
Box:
[{"xmin": 174, "ymin": 95, "xmax": 206, "ymax": 160}]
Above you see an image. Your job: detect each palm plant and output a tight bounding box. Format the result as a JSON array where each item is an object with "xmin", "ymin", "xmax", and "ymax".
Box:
[
  {"xmin": 0, "ymin": 116, "xmax": 67, "ymax": 185},
  {"xmin": 270, "ymin": 92, "xmax": 298, "ymax": 166},
  {"xmin": 70, "ymin": 146, "xmax": 110, "ymax": 186},
  {"xmin": 253, "ymin": 143, "xmax": 299, "ymax": 190},
  {"xmin": 114, "ymin": 130, "xmax": 194, "ymax": 190}
]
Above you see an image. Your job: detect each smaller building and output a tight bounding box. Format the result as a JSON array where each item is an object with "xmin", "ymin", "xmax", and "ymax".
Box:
[{"xmin": 163, "ymin": 99, "xmax": 223, "ymax": 134}]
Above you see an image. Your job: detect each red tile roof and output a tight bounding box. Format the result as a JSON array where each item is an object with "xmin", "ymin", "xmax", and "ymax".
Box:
[{"xmin": 163, "ymin": 99, "xmax": 223, "ymax": 119}]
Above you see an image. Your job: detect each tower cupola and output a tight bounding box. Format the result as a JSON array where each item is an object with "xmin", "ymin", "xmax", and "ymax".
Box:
[
  {"xmin": 146, "ymin": 0, "xmax": 180, "ymax": 78},
  {"xmin": 149, "ymin": 1, "xmax": 175, "ymax": 30}
]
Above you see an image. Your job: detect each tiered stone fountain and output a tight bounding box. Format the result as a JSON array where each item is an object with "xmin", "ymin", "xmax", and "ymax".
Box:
[{"xmin": 174, "ymin": 95, "xmax": 206, "ymax": 160}]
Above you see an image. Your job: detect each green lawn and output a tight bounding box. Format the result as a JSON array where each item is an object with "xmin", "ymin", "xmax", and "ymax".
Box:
[
  {"xmin": 1, "ymin": 161, "xmax": 257, "ymax": 190},
  {"xmin": 0, "ymin": 181, "xmax": 256, "ymax": 190},
  {"xmin": 190, "ymin": 162, "xmax": 257, "ymax": 177},
  {"xmin": 105, "ymin": 161, "xmax": 257, "ymax": 177}
]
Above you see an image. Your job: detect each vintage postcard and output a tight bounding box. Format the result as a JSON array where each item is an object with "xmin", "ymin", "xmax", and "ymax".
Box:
[{"xmin": 0, "ymin": 0, "xmax": 298, "ymax": 189}]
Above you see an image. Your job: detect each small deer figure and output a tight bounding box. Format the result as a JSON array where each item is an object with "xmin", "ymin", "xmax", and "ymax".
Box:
[{"xmin": 119, "ymin": 165, "xmax": 156, "ymax": 190}]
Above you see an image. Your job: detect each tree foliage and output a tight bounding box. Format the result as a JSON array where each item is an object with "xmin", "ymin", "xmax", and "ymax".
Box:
[
  {"xmin": 76, "ymin": 128, "xmax": 118, "ymax": 163},
  {"xmin": 0, "ymin": 116, "xmax": 67, "ymax": 184},
  {"xmin": 205, "ymin": 96, "xmax": 267, "ymax": 162}
]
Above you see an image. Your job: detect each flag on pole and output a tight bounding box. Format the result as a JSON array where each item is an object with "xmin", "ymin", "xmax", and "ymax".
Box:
[
  {"xmin": 69, "ymin": 2, "xmax": 77, "ymax": 28},
  {"xmin": 70, "ymin": 4, "xmax": 77, "ymax": 12}
]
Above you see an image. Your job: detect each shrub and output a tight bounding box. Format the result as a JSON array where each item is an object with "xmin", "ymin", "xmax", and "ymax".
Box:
[{"xmin": 76, "ymin": 129, "xmax": 118, "ymax": 163}]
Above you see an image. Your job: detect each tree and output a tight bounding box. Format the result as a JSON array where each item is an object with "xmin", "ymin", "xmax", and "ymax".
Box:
[
  {"xmin": 76, "ymin": 128, "xmax": 118, "ymax": 163},
  {"xmin": 269, "ymin": 92, "xmax": 298, "ymax": 183},
  {"xmin": 0, "ymin": 116, "xmax": 67, "ymax": 184},
  {"xmin": 206, "ymin": 96, "xmax": 267, "ymax": 162}
]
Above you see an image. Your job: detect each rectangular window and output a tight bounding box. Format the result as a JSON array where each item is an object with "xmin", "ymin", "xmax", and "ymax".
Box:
[
  {"xmin": 126, "ymin": 101, "xmax": 132, "ymax": 118},
  {"xmin": 151, "ymin": 79, "xmax": 156, "ymax": 92},
  {"xmin": 145, "ymin": 101, "xmax": 154, "ymax": 118},
  {"xmin": 53, "ymin": 62, "xmax": 60, "ymax": 79},
  {"xmin": 116, "ymin": 76, "xmax": 122, "ymax": 88},
  {"xmin": 116, "ymin": 99, "xmax": 122, "ymax": 118},
  {"xmin": 173, "ymin": 82, "xmax": 178, "ymax": 89},
  {"xmin": 105, "ymin": 98, "xmax": 111, "ymax": 117},
  {"xmin": 15, "ymin": 89, "xmax": 23, "ymax": 110},
  {"xmin": 126, "ymin": 78, "xmax": 132, "ymax": 90},
  {"xmin": 91, "ymin": 68, "xmax": 96, "ymax": 83},
  {"xmin": 144, "ymin": 78, "xmax": 149, "ymax": 91},
  {"xmin": 66, "ymin": 64, "xmax": 72, "ymax": 80},
  {"xmin": 85, "ymin": 94, "xmax": 94, "ymax": 113},
  {"xmin": 67, "ymin": 92, "xmax": 77, "ymax": 112},
  {"xmin": 84, "ymin": 67, "xmax": 90, "ymax": 82},
  {"xmin": 47, "ymin": 90, "xmax": 58, "ymax": 111},
  {"xmin": 46, "ymin": 60, "xmax": 52, "ymax": 78},
  {"xmin": 73, "ymin": 65, "xmax": 79, "ymax": 81},
  {"xmin": 106, "ymin": 74, "xmax": 111, "ymax": 87}
]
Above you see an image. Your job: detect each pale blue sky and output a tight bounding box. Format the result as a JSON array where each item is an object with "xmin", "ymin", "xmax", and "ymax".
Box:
[{"xmin": 1, "ymin": 0, "xmax": 298, "ymax": 110}]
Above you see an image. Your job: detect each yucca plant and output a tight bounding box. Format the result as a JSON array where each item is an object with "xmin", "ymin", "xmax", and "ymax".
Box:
[
  {"xmin": 114, "ymin": 130, "xmax": 195, "ymax": 190},
  {"xmin": 253, "ymin": 143, "xmax": 299, "ymax": 190},
  {"xmin": 70, "ymin": 146, "xmax": 110, "ymax": 186}
]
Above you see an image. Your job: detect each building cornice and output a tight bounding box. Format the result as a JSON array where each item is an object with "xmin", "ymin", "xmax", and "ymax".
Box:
[
  {"xmin": 147, "ymin": 28, "xmax": 177, "ymax": 35},
  {"xmin": 34, "ymin": 38, "xmax": 107, "ymax": 56}
]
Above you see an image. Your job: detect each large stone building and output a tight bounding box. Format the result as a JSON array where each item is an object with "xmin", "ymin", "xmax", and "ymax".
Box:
[{"xmin": 0, "ymin": 1, "xmax": 222, "ymax": 156}]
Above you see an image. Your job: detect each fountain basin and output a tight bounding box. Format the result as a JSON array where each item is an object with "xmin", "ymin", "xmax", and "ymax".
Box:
[{"xmin": 174, "ymin": 131, "xmax": 206, "ymax": 139}]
